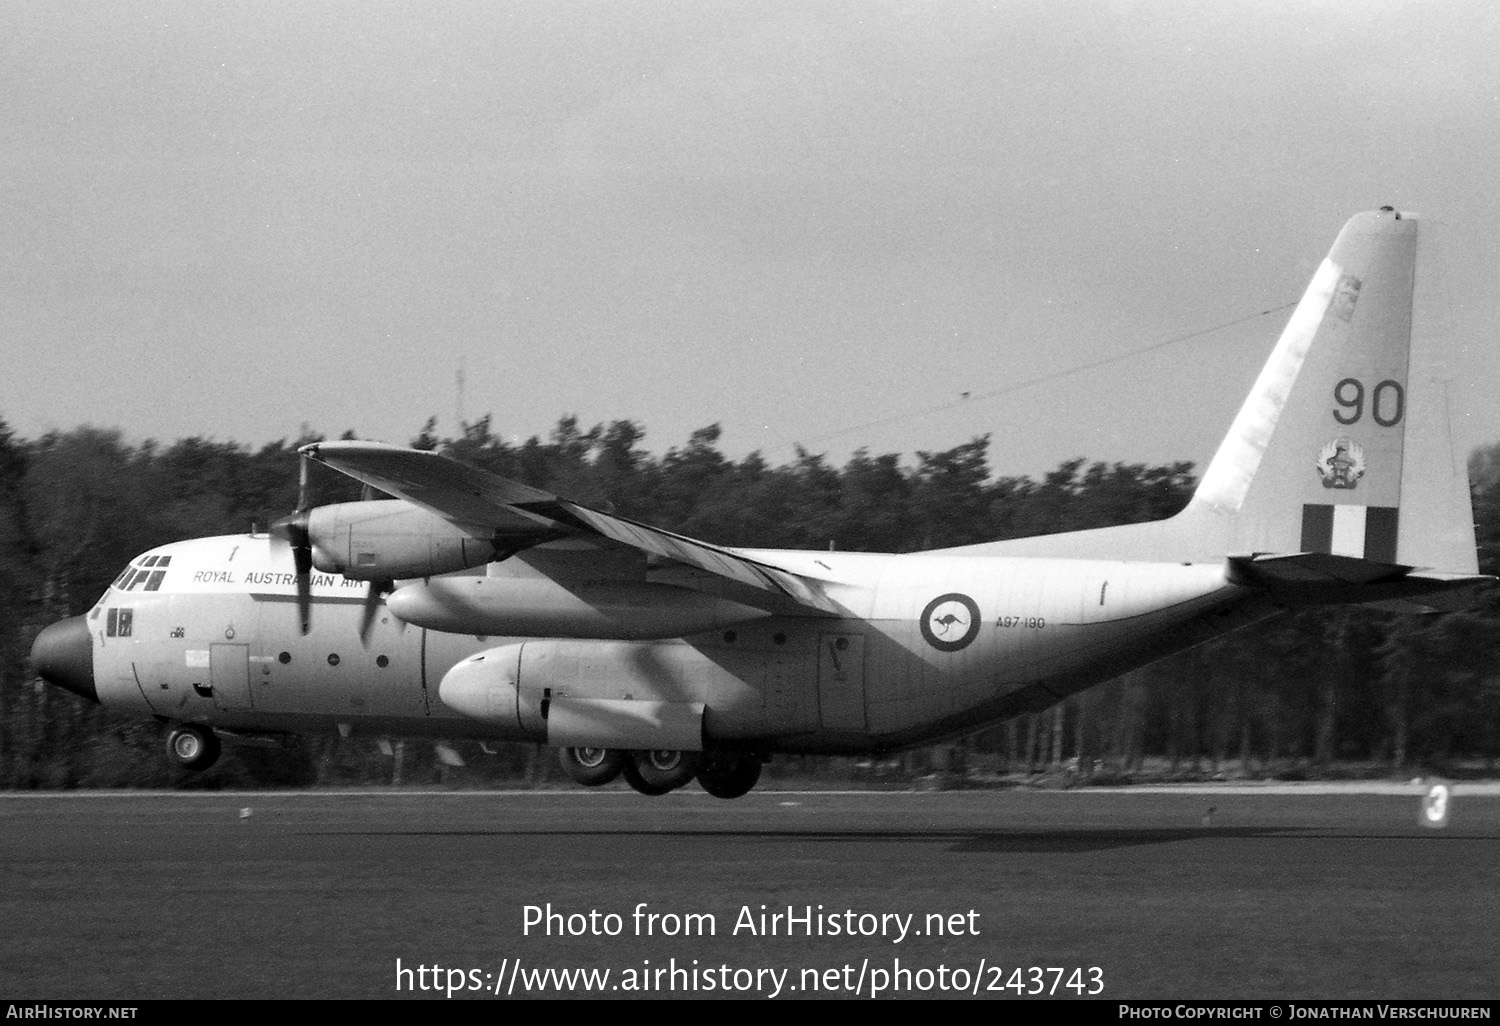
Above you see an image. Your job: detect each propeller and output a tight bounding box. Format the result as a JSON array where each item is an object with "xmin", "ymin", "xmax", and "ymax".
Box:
[
  {"xmin": 358, "ymin": 579, "xmax": 394, "ymax": 646},
  {"xmin": 271, "ymin": 446, "xmax": 391, "ymax": 640},
  {"xmin": 270, "ymin": 452, "xmax": 315, "ymax": 635}
]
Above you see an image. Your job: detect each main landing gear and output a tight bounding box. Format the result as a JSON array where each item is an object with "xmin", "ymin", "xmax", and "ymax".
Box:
[
  {"xmin": 556, "ymin": 747, "xmax": 763, "ymax": 799},
  {"xmin": 694, "ymin": 753, "xmax": 761, "ymax": 799},
  {"xmin": 165, "ymin": 724, "xmax": 221, "ymax": 772},
  {"xmin": 556, "ymin": 747, "xmax": 625, "ymax": 787}
]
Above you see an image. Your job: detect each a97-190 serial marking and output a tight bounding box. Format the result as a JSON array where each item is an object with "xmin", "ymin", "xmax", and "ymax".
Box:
[{"xmin": 996, "ymin": 616, "xmax": 1045, "ymax": 629}]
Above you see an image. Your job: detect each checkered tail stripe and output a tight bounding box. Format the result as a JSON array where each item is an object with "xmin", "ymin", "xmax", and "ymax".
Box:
[{"xmin": 1301, "ymin": 504, "xmax": 1399, "ymax": 562}]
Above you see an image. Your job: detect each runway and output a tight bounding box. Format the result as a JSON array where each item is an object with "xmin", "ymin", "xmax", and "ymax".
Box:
[{"xmin": 2, "ymin": 787, "xmax": 1496, "ymax": 999}]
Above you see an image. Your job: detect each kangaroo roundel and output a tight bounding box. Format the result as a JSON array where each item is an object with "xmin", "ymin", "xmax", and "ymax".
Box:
[{"xmin": 920, "ymin": 593, "xmax": 982, "ymax": 652}]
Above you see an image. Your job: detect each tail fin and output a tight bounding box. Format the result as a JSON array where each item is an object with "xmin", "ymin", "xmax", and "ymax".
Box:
[
  {"xmin": 1182, "ymin": 207, "xmax": 1477, "ymax": 573},
  {"xmin": 958, "ymin": 208, "xmax": 1481, "ymax": 583}
]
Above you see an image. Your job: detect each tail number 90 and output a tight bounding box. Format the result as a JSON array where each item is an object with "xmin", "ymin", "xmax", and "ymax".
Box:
[{"xmin": 1333, "ymin": 378, "xmax": 1404, "ymax": 427}]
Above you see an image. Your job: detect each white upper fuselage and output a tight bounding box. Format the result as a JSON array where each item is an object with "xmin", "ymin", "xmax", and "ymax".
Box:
[{"xmin": 84, "ymin": 531, "xmax": 1253, "ymax": 753}]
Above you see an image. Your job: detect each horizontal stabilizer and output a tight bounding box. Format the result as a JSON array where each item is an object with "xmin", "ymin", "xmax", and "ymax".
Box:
[
  {"xmin": 1231, "ymin": 552, "xmax": 1410, "ymax": 586},
  {"xmin": 1229, "ymin": 552, "xmax": 1492, "ymax": 610}
]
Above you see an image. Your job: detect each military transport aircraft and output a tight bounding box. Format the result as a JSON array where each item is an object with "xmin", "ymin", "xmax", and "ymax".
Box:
[{"xmin": 30, "ymin": 208, "xmax": 1489, "ymax": 798}]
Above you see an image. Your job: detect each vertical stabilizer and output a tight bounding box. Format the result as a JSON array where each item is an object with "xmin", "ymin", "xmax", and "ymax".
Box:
[
  {"xmin": 943, "ymin": 208, "xmax": 1479, "ymax": 578},
  {"xmin": 1180, "ymin": 208, "xmax": 1473, "ymax": 572}
]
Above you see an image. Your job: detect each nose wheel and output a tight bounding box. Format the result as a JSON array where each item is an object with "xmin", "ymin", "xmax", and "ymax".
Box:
[{"xmin": 166, "ymin": 724, "xmax": 221, "ymax": 771}]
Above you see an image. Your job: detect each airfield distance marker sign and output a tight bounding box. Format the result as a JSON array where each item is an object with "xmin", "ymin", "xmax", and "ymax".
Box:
[{"xmin": 1419, "ymin": 782, "xmax": 1451, "ymax": 829}]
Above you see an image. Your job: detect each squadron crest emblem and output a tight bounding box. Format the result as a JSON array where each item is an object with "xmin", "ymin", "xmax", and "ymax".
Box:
[{"xmin": 1316, "ymin": 438, "xmax": 1365, "ymax": 490}]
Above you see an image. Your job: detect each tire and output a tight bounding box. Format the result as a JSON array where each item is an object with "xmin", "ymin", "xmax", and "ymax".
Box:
[
  {"xmin": 558, "ymin": 747, "xmax": 624, "ymax": 787},
  {"xmin": 696, "ymin": 753, "xmax": 762, "ymax": 800},
  {"xmin": 166, "ymin": 725, "xmax": 221, "ymax": 772},
  {"xmin": 621, "ymin": 756, "xmax": 672, "ymax": 796},
  {"xmin": 630, "ymin": 749, "xmax": 701, "ymax": 792}
]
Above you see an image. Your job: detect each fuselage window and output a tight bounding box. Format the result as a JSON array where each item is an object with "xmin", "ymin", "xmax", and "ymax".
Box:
[
  {"xmin": 105, "ymin": 609, "xmax": 117, "ymax": 636},
  {"xmin": 117, "ymin": 609, "xmax": 133, "ymax": 637},
  {"xmin": 144, "ymin": 571, "xmax": 166, "ymax": 592},
  {"xmin": 156, "ymin": 555, "xmax": 171, "ymax": 567},
  {"xmin": 142, "ymin": 555, "xmax": 159, "ymax": 567},
  {"xmin": 111, "ymin": 569, "xmax": 132, "ymax": 589},
  {"xmin": 126, "ymin": 571, "xmax": 148, "ymax": 591}
]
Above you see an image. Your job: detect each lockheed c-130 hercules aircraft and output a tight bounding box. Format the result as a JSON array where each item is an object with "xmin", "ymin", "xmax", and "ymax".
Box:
[{"xmin": 30, "ymin": 208, "xmax": 1491, "ymax": 798}]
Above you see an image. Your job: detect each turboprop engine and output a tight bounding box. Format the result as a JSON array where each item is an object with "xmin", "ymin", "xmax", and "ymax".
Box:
[{"xmin": 305, "ymin": 500, "xmax": 497, "ymax": 579}]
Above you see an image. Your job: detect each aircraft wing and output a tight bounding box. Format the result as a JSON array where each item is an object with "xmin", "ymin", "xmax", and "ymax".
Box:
[{"xmin": 301, "ymin": 441, "xmax": 842, "ymax": 613}]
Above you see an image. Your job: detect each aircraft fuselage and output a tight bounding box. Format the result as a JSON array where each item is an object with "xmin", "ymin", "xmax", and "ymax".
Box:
[{"xmin": 66, "ymin": 532, "xmax": 1260, "ymax": 754}]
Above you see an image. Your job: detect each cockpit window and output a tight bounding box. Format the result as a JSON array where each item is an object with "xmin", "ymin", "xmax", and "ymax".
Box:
[{"xmin": 112, "ymin": 556, "xmax": 170, "ymax": 590}]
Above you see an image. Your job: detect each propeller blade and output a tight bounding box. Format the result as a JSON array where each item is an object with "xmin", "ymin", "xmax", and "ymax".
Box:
[
  {"xmin": 271, "ymin": 509, "xmax": 314, "ymax": 635},
  {"xmin": 358, "ymin": 580, "xmax": 390, "ymax": 646},
  {"xmin": 289, "ymin": 514, "xmax": 313, "ymax": 635},
  {"xmin": 297, "ymin": 451, "xmax": 311, "ymax": 512}
]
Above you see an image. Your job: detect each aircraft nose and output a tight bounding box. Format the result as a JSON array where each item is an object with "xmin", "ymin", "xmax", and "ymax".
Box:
[{"xmin": 31, "ymin": 615, "xmax": 97, "ymax": 703}]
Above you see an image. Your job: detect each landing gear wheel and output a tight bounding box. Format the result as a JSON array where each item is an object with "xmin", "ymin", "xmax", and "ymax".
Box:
[
  {"xmin": 696, "ymin": 753, "xmax": 763, "ymax": 799},
  {"xmin": 621, "ymin": 757, "xmax": 672, "ymax": 796},
  {"xmin": 631, "ymin": 749, "xmax": 701, "ymax": 792},
  {"xmin": 558, "ymin": 747, "xmax": 624, "ymax": 787},
  {"xmin": 166, "ymin": 724, "xmax": 221, "ymax": 771}
]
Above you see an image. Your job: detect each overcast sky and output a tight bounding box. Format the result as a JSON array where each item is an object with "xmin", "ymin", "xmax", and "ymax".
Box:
[{"xmin": 4, "ymin": 0, "xmax": 1498, "ymax": 479}]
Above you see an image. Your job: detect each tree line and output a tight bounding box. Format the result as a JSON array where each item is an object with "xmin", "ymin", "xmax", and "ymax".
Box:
[{"xmin": 2, "ymin": 414, "xmax": 1498, "ymax": 788}]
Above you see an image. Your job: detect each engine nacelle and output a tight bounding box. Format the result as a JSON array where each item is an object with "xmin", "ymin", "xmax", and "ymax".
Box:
[{"xmin": 306, "ymin": 500, "xmax": 496, "ymax": 580}]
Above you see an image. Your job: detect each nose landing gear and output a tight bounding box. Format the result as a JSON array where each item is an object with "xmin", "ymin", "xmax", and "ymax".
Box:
[{"xmin": 165, "ymin": 724, "xmax": 221, "ymax": 771}]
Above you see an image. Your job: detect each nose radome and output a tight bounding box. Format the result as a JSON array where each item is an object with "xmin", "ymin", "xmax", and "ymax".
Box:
[{"xmin": 31, "ymin": 615, "xmax": 96, "ymax": 703}]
